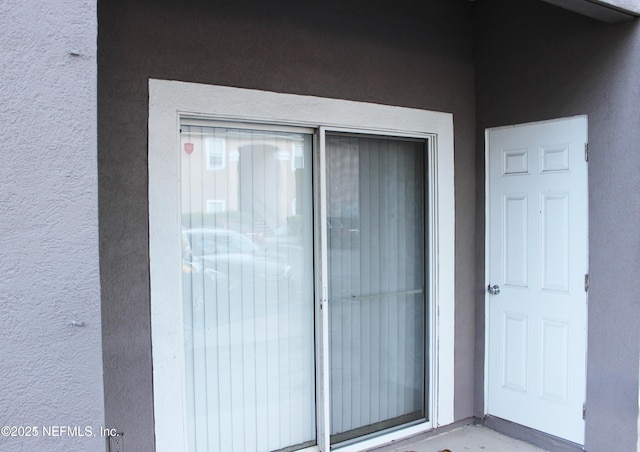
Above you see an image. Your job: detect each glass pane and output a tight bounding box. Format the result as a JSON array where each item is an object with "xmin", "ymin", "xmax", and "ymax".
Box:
[
  {"xmin": 326, "ymin": 133, "xmax": 426, "ymax": 444},
  {"xmin": 181, "ymin": 125, "xmax": 316, "ymax": 452}
]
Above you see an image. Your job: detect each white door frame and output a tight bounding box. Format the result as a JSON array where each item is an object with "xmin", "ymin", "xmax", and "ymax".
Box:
[
  {"xmin": 483, "ymin": 115, "xmax": 589, "ymax": 442},
  {"xmin": 148, "ymin": 79, "xmax": 456, "ymax": 451}
]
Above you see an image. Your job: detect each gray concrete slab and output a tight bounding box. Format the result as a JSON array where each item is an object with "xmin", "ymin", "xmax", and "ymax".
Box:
[{"xmin": 374, "ymin": 425, "xmax": 546, "ymax": 452}]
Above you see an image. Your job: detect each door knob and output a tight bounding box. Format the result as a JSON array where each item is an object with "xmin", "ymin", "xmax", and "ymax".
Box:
[{"xmin": 488, "ymin": 284, "xmax": 500, "ymax": 295}]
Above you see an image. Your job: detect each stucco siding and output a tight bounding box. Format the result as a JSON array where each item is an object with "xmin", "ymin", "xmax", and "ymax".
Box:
[
  {"xmin": 98, "ymin": 1, "xmax": 477, "ymax": 450},
  {"xmin": 0, "ymin": 1, "xmax": 104, "ymax": 451}
]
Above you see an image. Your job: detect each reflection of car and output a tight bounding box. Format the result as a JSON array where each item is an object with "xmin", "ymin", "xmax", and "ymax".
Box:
[
  {"xmin": 182, "ymin": 228, "xmax": 291, "ymax": 284},
  {"xmin": 184, "ymin": 228, "xmax": 259, "ymax": 257}
]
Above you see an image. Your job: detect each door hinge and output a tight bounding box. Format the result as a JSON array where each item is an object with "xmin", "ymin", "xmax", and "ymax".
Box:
[
  {"xmin": 584, "ymin": 274, "xmax": 589, "ymax": 292},
  {"xmin": 582, "ymin": 403, "xmax": 586, "ymax": 420},
  {"xmin": 585, "ymin": 143, "xmax": 589, "ymax": 162}
]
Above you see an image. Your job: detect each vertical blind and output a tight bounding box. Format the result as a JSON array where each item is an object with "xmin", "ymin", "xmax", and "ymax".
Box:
[
  {"xmin": 326, "ymin": 133, "xmax": 427, "ymax": 443},
  {"xmin": 180, "ymin": 126, "xmax": 316, "ymax": 452}
]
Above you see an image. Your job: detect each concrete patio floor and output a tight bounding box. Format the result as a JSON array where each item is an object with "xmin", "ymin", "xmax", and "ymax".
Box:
[{"xmin": 373, "ymin": 425, "xmax": 545, "ymax": 452}]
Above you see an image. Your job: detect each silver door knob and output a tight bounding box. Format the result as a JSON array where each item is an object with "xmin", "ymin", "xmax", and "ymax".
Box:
[{"xmin": 488, "ymin": 284, "xmax": 500, "ymax": 295}]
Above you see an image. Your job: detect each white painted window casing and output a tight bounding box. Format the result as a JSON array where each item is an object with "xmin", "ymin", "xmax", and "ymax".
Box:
[{"xmin": 148, "ymin": 79, "xmax": 455, "ymax": 452}]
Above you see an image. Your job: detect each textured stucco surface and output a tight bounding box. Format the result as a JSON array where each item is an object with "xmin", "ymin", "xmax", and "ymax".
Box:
[
  {"xmin": 475, "ymin": 1, "xmax": 640, "ymax": 450},
  {"xmin": 98, "ymin": 1, "xmax": 476, "ymax": 450},
  {"xmin": 0, "ymin": 1, "xmax": 104, "ymax": 451}
]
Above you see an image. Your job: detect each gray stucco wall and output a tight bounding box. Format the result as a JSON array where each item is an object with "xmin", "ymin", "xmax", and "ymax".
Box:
[
  {"xmin": 474, "ymin": 1, "xmax": 640, "ymax": 450},
  {"xmin": 0, "ymin": 1, "xmax": 104, "ymax": 451},
  {"xmin": 98, "ymin": 1, "xmax": 477, "ymax": 450}
]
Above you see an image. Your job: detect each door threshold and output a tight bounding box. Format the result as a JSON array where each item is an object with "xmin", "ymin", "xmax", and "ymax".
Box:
[{"xmin": 332, "ymin": 421, "xmax": 432, "ymax": 452}]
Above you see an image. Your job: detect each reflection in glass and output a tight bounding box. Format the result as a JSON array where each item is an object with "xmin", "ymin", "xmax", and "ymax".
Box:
[
  {"xmin": 181, "ymin": 126, "xmax": 315, "ymax": 452},
  {"xmin": 326, "ymin": 133, "xmax": 427, "ymax": 444}
]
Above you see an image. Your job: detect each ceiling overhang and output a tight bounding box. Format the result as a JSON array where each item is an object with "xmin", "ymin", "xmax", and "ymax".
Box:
[{"xmin": 541, "ymin": 0, "xmax": 640, "ymax": 23}]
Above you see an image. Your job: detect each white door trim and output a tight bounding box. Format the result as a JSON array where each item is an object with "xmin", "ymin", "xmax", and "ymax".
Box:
[
  {"xmin": 148, "ymin": 79, "xmax": 455, "ymax": 451},
  {"xmin": 484, "ymin": 115, "xmax": 589, "ymax": 443}
]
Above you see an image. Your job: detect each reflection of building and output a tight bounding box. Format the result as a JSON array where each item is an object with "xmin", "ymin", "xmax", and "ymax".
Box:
[
  {"xmin": 326, "ymin": 136, "xmax": 359, "ymax": 219},
  {"xmin": 181, "ymin": 126, "xmax": 310, "ymax": 237}
]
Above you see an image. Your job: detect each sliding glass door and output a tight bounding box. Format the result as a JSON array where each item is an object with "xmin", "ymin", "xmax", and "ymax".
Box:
[
  {"xmin": 325, "ymin": 133, "xmax": 427, "ymax": 444},
  {"xmin": 178, "ymin": 123, "xmax": 427, "ymax": 451}
]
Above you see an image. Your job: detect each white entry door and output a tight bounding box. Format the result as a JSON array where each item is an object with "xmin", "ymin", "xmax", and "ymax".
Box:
[{"xmin": 486, "ymin": 116, "xmax": 588, "ymax": 444}]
